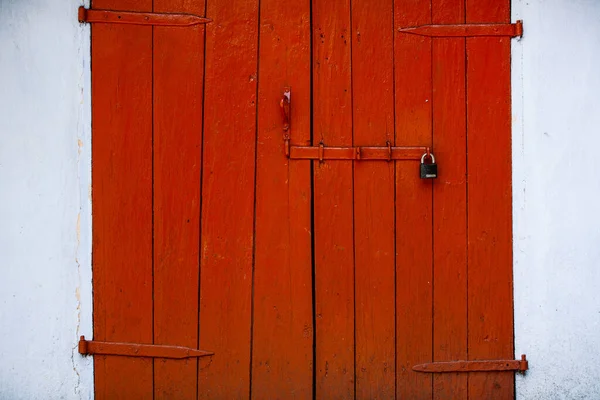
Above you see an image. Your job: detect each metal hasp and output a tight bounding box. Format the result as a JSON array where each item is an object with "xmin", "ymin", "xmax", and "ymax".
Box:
[
  {"xmin": 280, "ymin": 87, "xmax": 431, "ymax": 162},
  {"xmin": 78, "ymin": 336, "xmax": 214, "ymax": 359},
  {"xmin": 281, "ymin": 87, "xmax": 291, "ymax": 156},
  {"xmin": 413, "ymin": 354, "xmax": 529, "ymax": 373},
  {"xmin": 78, "ymin": 6, "xmax": 211, "ymax": 27},
  {"xmin": 399, "ymin": 20, "xmax": 523, "ymax": 38}
]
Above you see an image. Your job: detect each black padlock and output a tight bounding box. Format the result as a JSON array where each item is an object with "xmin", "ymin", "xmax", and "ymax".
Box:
[{"xmin": 420, "ymin": 153, "xmax": 437, "ymax": 179}]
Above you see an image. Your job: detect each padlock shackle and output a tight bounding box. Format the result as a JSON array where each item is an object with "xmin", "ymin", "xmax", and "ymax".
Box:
[{"xmin": 421, "ymin": 152, "xmax": 435, "ymax": 164}]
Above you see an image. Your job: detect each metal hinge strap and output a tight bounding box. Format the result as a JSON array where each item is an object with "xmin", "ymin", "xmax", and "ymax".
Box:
[
  {"xmin": 78, "ymin": 336, "xmax": 214, "ymax": 359},
  {"xmin": 78, "ymin": 7, "xmax": 211, "ymax": 27},
  {"xmin": 413, "ymin": 354, "xmax": 528, "ymax": 373},
  {"xmin": 399, "ymin": 20, "xmax": 523, "ymax": 38}
]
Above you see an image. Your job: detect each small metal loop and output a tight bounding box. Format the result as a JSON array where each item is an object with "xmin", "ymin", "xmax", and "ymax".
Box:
[
  {"xmin": 280, "ymin": 87, "xmax": 291, "ymax": 132},
  {"xmin": 319, "ymin": 142, "xmax": 325, "ymax": 162},
  {"xmin": 421, "ymin": 152, "xmax": 435, "ymax": 164},
  {"xmin": 283, "ymin": 136, "xmax": 290, "ymax": 157},
  {"xmin": 386, "ymin": 141, "xmax": 392, "ymax": 161},
  {"xmin": 355, "ymin": 147, "xmax": 361, "ymax": 160}
]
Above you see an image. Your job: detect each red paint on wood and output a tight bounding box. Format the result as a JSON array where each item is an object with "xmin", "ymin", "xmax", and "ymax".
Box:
[
  {"xmin": 395, "ymin": 0, "xmax": 433, "ymax": 399},
  {"xmin": 312, "ymin": 0, "xmax": 355, "ymax": 397},
  {"xmin": 89, "ymin": 0, "xmax": 518, "ymax": 397},
  {"xmin": 198, "ymin": 0, "xmax": 259, "ymax": 398},
  {"xmin": 152, "ymin": 0, "xmax": 205, "ymax": 397},
  {"xmin": 251, "ymin": 0, "xmax": 313, "ymax": 397},
  {"xmin": 351, "ymin": 0, "xmax": 396, "ymax": 398},
  {"xmin": 466, "ymin": 1, "xmax": 515, "ymax": 399},
  {"xmin": 79, "ymin": 6, "xmax": 211, "ymax": 26},
  {"xmin": 431, "ymin": 0, "xmax": 468, "ymax": 399},
  {"xmin": 91, "ymin": 0, "xmax": 153, "ymax": 397}
]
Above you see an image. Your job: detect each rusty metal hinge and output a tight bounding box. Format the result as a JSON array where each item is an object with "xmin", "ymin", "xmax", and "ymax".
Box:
[
  {"xmin": 78, "ymin": 336, "xmax": 214, "ymax": 359},
  {"xmin": 399, "ymin": 20, "xmax": 523, "ymax": 38},
  {"xmin": 413, "ymin": 354, "xmax": 528, "ymax": 373},
  {"xmin": 78, "ymin": 6, "xmax": 211, "ymax": 27}
]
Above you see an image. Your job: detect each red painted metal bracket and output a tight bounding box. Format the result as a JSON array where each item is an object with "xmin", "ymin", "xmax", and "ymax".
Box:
[
  {"xmin": 399, "ymin": 20, "xmax": 523, "ymax": 38},
  {"xmin": 78, "ymin": 6, "xmax": 211, "ymax": 27},
  {"xmin": 78, "ymin": 336, "xmax": 214, "ymax": 359},
  {"xmin": 281, "ymin": 87, "xmax": 292, "ymax": 156},
  {"xmin": 413, "ymin": 354, "xmax": 528, "ymax": 373},
  {"xmin": 289, "ymin": 144, "xmax": 427, "ymax": 161}
]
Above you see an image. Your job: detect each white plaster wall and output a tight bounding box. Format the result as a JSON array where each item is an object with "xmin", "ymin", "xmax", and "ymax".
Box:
[
  {"xmin": 0, "ymin": 0, "xmax": 93, "ymax": 399},
  {"xmin": 512, "ymin": 0, "xmax": 600, "ymax": 398}
]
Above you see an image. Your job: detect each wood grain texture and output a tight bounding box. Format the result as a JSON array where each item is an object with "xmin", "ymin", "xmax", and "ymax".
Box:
[
  {"xmin": 466, "ymin": 1, "xmax": 514, "ymax": 399},
  {"xmin": 89, "ymin": 1, "xmax": 517, "ymax": 397},
  {"xmin": 395, "ymin": 0, "xmax": 433, "ymax": 399},
  {"xmin": 152, "ymin": 0, "xmax": 205, "ymax": 398},
  {"xmin": 198, "ymin": 0, "xmax": 259, "ymax": 398},
  {"xmin": 351, "ymin": 0, "xmax": 396, "ymax": 398},
  {"xmin": 431, "ymin": 0, "xmax": 468, "ymax": 399},
  {"xmin": 91, "ymin": 1, "xmax": 153, "ymax": 398},
  {"xmin": 251, "ymin": 0, "xmax": 313, "ymax": 397},
  {"xmin": 312, "ymin": 0, "xmax": 355, "ymax": 397}
]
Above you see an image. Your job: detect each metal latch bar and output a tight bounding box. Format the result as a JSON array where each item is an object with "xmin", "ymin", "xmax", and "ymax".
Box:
[
  {"xmin": 78, "ymin": 6, "xmax": 211, "ymax": 27},
  {"xmin": 78, "ymin": 336, "xmax": 214, "ymax": 359},
  {"xmin": 280, "ymin": 88, "xmax": 428, "ymax": 162},
  {"xmin": 413, "ymin": 354, "xmax": 528, "ymax": 373},
  {"xmin": 289, "ymin": 145, "xmax": 427, "ymax": 161},
  {"xmin": 399, "ymin": 20, "xmax": 523, "ymax": 38}
]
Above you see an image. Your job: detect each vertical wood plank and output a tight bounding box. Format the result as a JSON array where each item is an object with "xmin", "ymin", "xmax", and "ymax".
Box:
[
  {"xmin": 312, "ymin": 0, "xmax": 355, "ymax": 397},
  {"xmin": 251, "ymin": 0, "xmax": 313, "ymax": 397},
  {"xmin": 198, "ymin": 0, "xmax": 259, "ymax": 398},
  {"xmin": 91, "ymin": 1, "xmax": 153, "ymax": 398},
  {"xmin": 466, "ymin": 1, "xmax": 514, "ymax": 399},
  {"xmin": 152, "ymin": 0, "xmax": 205, "ymax": 398},
  {"xmin": 351, "ymin": 0, "xmax": 396, "ymax": 398},
  {"xmin": 394, "ymin": 0, "xmax": 433, "ymax": 399},
  {"xmin": 431, "ymin": 0, "xmax": 467, "ymax": 399}
]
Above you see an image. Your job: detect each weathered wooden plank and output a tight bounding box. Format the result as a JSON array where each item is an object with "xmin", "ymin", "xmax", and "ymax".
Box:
[
  {"xmin": 91, "ymin": 0, "xmax": 153, "ymax": 398},
  {"xmin": 198, "ymin": 0, "xmax": 260, "ymax": 397},
  {"xmin": 431, "ymin": 0, "xmax": 468, "ymax": 398},
  {"xmin": 251, "ymin": 0, "xmax": 313, "ymax": 397},
  {"xmin": 395, "ymin": 0, "xmax": 433, "ymax": 398},
  {"xmin": 466, "ymin": 0, "xmax": 515, "ymax": 398},
  {"xmin": 152, "ymin": 0, "xmax": 205, "ymax": 397},
  {"xmin": 313, "ymin": 0, "xmax": 355, "ymax": 396},
  {"xmin": 352, "ymin": 0, "xmax": 396, "ymax": 398}
]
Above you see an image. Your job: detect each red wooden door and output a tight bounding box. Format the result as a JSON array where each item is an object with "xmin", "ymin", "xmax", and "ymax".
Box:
[{"xmin": 89, "ymin": 0, "xmax": 518, "ymax": 398}]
